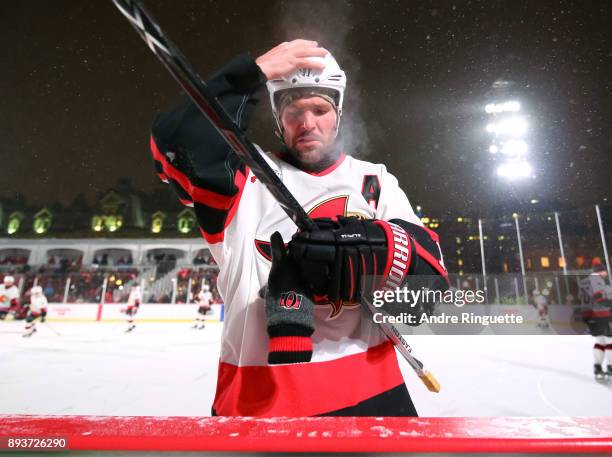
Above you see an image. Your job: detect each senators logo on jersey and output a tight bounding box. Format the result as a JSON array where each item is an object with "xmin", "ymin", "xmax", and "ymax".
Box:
[
  {"xmin": 255, "ymin": 195, "xmax": 369, "ymax": 320},
  {"xmin": 255, "ymin": 195, "xmax": 351, "ymax": 262}
]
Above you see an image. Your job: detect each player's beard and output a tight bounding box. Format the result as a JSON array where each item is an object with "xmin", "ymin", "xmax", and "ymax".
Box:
[{"xmin": 281, "ymin": 141, "xmax": 342, "ymax": 173}]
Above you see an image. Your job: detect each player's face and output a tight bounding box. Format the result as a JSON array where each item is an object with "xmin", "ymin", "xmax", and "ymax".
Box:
[{"xmin": 280, "ymin": 96, "xmax": 338, "ymax": 167}]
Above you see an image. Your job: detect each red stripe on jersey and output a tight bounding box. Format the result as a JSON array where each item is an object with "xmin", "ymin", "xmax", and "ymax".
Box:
[
  {"xmin": 606, "ymin": 344, "xmax": 612, "ymax": 350},
  {"xmin": 150, "ymin": 136, "xmax": 247, "ymax": 211},
  {"xmin": 197, "ymin": 169, "xmax": 249, "ymax": 245},
  {"xmin": 594, "ymin": 344, "xmax": 605, "ymax": 351},
  {"xmin": 584, "ymin": 309, "xmax": 611, "ymax": 319},
  {"xmin": 201, "ymin": 227, "xmax": 224, "ymax": 245},
  {"xmin": 420, "ymin": 224, "xmax": 440, "ymax": 243},
  {"xmin": 414, "ymin": 241, "xmax": 448, "ymax": 279},
  {"xmin": 212, "ymin": 340, "xmax": 403, "ymax": 416}
]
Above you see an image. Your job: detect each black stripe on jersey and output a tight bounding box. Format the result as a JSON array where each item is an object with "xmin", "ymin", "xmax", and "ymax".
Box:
[
  {"xmin": 319, "ymin": 383, "xmax": 417, "ymax": 417},
  {"xmin": 193, "ymin": 202, "xmax": 231, "ymax": 237},
  {"xmin": 168, "ymin": 178, "xmax": 193, "ymax": 205}
]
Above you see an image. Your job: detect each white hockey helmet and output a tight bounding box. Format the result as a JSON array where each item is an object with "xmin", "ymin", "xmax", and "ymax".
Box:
[
  {"xmin": 3, "ymin": 275, "xmax": 14, "ymax": 286},
  {"xmin": 266, "ymin": 53, "xmax": 346, "ymax": 137},
  {"xmin": 532, "ymin": 289, "xmax": 541, "ymax": 296},
  {"xmin": 31, "ymin": 286, "xmax": 43, "ymax": 295},
  {"xmin": 541, "ymin": 288, "xmax": 550, "ymax": 297},
  {"xmin": 201, "ymin": 284, "xmax": 210, "ymax": 292}
]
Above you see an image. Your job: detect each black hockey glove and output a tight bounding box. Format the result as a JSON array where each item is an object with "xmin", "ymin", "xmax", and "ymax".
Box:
[
  {"xmin": 289, "ymin": 217, "xmax": 449, "ymax": 304},
  {"xmin": 265, "ymin": 231, "xmax": 315, "ymax": 365},
  {"xmin": 40, "ymin": 309, "xmax": 47, "ymax": 323}
]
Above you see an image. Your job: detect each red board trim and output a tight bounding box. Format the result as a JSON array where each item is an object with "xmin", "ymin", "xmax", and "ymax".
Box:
[{"xmin": 1, "ymin": 415, "xmax": 611, "ymax": 452}]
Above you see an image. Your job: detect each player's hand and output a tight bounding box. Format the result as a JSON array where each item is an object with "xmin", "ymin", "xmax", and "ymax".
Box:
[
  {"xmin": 256, "ymin": 39, "xmax": 328, "ymax": 81},
  {"xmin": 290, "ymin": 217, "xmax": 449, "ymax": 305},
  {"xmin": 265, "ymin": 231, "xmax": 315, "ymax": 364},
  {"xmin": 289, "ymin": 217, "xmax": 408, "ymax": 304}
]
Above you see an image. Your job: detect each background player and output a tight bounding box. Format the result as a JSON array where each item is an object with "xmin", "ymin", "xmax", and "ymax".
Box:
[
  {"xmin": 23, "ymin": 286, "xmax": 48, "ymax": 338},
  {"xmin": 581, "ymin": 258, "xmax": 612, "ymax": 380},
  {"xmin": 193, "ymin": 283, "xmax": 213, "ymax": 330},
  {"xmin": 0, "ymin": 276, "xmax": 20, "ymax": 320},
  {"xmin": 532, "ymin": 289, "xmax": 550, "ymax": 329},
  {"xmin": 123, "ymin": 284, "xmax": 142, "ymax": 333}
]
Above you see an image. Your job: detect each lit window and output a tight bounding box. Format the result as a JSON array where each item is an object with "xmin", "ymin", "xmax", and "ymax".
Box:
[
  {"xmin": 541, "ymin": 257, "xmax": 550, "ymax": 268},
  {"xmin": 151, "ymin": 211, "xmax": 166, "ymax": 234},
  {"xmin": 91, "ymin": 216, "xmax": 103, "ymax": 232},
  {"xmin": 558, "ymin": 257, "xmax": 566, "ymax": 268},
  {"xmin": 7, "ymin": 212, "xmax": 23, "ymax": 235}
]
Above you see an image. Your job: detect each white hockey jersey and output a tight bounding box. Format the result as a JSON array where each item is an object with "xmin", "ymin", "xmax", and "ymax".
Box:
[
  {"xmin": 582, "ymin": 272, "xmax": 612, "ymax": 303},
  {"xmin": 197, "ymin": 290, "xmax": 213, "ymax": 306},
  {"xmin": 29, "ymin": 294, "xmax": 48, "ymax": 314},
  {"xmin": 127, "ymin": 288, "xmax": 142, "ymax": 307},
  {"xmin": 533, "ymin": 294, "xmax": 548, "ymax": 308},
  {"xmin": 204, "ymin": 151, "xmax": 422, "ymax": 416},
  {"xmin": 0, "ymin": 284, "xmax": 19, "ymax": 309}
]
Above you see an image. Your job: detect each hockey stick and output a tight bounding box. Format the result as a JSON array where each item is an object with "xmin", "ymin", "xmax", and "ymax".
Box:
[
  {"xmin": 43, "ymin": 322, "xmax": 62, "ymax": 336},
  {"xmin": 112, "ymin": 0, "xmax": 316, "ymax": 232},
  {"xmin": 111, "ymin": 0, "xmax": 439, "ymax": 392}
]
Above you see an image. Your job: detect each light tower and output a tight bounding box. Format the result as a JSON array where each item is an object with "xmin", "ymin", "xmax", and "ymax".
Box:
[{"xmin": 484, "ymin": 80, "xmax": 533, "ymax": 181}]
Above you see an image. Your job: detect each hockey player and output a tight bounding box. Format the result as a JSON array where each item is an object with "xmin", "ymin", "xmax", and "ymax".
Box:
[
  {"xmin": 150, "ymin": 40, "xmax": 448, "ymax": 416},
  {"xmin": 581, "ymin": 258, "xmax": 612, "ymax": 380},
  {"xmin": 532, "ymin": 289, "xmax": 550, "ymax": 329},
  {"xmin": 193, "ymin": 283, "xmax": 213, "ymax": 329},
  {"xmin": 23, "ymin": 286, "xmax": 48, "ymax": 338},
  {"xmin": 0, "ymin": 276, "xmax": 20, "ymax": 320},
  {"xmin": 124, "ymin": 284, "xmax": 142, "ymax": 333}
]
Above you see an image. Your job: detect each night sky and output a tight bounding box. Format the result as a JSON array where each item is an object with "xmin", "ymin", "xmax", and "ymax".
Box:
[{"xmin": 3, "ymin": 0, "xmax": 611, "ymax": 216}]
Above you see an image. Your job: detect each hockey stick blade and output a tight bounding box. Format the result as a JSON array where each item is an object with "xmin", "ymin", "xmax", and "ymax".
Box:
[
  {"xmin": 362, "ymin": 298, "xmax": 440, "ymax": 393},
  {"xmin": 112, "ymin": 0, "xmax": 437, "ymax": 391},
  {"xmin": 111, "ymin": 0, "xmax": 316, "ymax": 232},
  {"xmin": 43, "ymin": 322, "xmax": 62, "ymax": 336}
]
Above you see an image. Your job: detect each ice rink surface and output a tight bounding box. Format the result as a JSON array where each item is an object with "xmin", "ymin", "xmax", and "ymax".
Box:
[{"xmin": 1, "ymin": 320, "xmax": 611, "ymax": 417}]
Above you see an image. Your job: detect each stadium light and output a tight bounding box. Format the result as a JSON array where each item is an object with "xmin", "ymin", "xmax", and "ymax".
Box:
[
  {"xmin": 501, "ymin": 140, "xmax": 528, "ymax": 156},
  {"xmin": 496, "ymin": 161, "xmax": 533, "ymax": 180},
  {"xmin": 489, "ymin": 144, "xmax": 499, "ymax": 154},
  {"xmin": 486, "ymin": 117, "xmax": 528, "ymax": 136},
  {"xmin": 485, "ymin": 101, "xmax": 521, "ymax": 114}
]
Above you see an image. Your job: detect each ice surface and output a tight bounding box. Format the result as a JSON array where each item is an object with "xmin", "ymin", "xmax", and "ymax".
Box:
[{"xmin": 1, "ymin": 321, "xmax": 610, "ymax": 416}]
